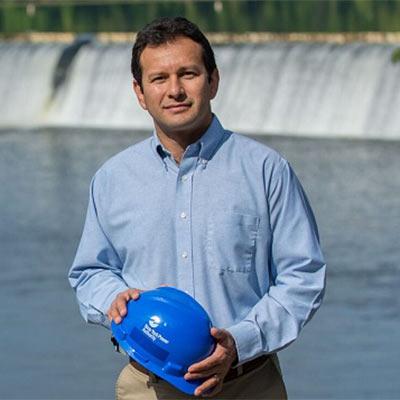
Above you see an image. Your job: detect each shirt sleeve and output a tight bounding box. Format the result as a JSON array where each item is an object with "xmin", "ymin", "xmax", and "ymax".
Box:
[
  {"xmin": 68, "ymin": 171, "xmax": 129, "ymax": 328},
  {"xmin": 227, "ymin": 159, "xmax": 326, "ymax": 363}
]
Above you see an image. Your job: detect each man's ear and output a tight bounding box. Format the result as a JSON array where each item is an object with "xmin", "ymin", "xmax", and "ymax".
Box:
[
  {"xmin": 133, "ymin": 80, "xmax": 147, "ymax": 110},
  {"xmin": 209, "ymin": 68, "xmax": 220, "ymax": 100}
]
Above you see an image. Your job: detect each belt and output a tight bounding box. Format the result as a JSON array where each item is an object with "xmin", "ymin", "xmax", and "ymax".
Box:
[
  {"xmin": 224, "ymin": 355, "xmax": 270, "ymax": 382},
  {"xmin": 129, "ymin": 354, "xmax": 270, "ymax": 383}
]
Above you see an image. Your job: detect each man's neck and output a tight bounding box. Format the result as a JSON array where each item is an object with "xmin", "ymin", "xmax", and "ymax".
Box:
[
  {"xmin": 155, "ymin": 117, "xmax": 213, "ymax": 164},
  {"xmin": 157, "ymin": 134, "xmax": 186, "ymax": 164}
]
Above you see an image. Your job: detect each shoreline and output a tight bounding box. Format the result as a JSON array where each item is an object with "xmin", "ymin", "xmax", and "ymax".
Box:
[{"xmin": 2, "ymin": 31, "xmax": 400, "ymax": 44}]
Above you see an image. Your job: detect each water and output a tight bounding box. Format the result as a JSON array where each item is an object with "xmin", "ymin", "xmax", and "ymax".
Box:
[
  {"xmin": 2, "ymin": 41, "xmax": 400, "ymax": 138},
  {"xmin": 0, "ymin": 127, "xmax": 399, "ymax": 399}
]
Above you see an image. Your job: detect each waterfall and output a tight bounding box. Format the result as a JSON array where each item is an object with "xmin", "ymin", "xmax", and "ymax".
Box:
[
  {"xmin": 214, "ymin": 42, "xmax": 400, "ymax": 139},
  {"xmin": 1, "ymin": 39, "xmax": 400, "ymax": 139},
  {"xmin": 0, "ymin": 42, "xmax": 65, "ymax": 127}
]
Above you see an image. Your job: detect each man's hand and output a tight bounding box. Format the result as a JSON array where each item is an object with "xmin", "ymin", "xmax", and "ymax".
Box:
[
  {"xmin": 107, "ymin": 288, "xmax": 142, "ymax": 324},
  {"xmin": 184, "ymin": 327, "xmax": 238, "ymax": 397}
]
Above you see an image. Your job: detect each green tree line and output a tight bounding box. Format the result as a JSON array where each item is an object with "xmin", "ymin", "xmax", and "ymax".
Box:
[{"xmin": 1, "ymin": 0, "xmax": 400, "ymax": 34}]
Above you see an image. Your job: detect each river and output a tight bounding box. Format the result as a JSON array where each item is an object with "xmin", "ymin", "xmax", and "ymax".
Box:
[{"xmin": 0, "ymin": 127, "xmax": 399, "ymax": 399}]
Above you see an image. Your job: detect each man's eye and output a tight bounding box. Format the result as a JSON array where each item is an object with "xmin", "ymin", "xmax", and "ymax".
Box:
[
  {"xmin": 152, "ymin": 76, "xmax": 165, "ymax": 83},
  {"xmin": 183, "ymin": 71, "xmax": 196, "ymax": 78}
]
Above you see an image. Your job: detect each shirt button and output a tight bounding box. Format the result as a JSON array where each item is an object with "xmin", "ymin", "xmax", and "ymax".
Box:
[
  {"xmin": 181, "ymin": 251, "xmax": 188, "ymax": 259},
  {"xmin": 180, "ymin": 212, "xmax": 187, "ymax": 219},
  {"xmin": 181, "ymin": 175, "xmax": 188, "ymax": 182}
]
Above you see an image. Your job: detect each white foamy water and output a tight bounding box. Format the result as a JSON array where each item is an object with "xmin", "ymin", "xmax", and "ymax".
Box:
[
  {"xmin": 1, "ymin": 40, "xmax": 400, "ymax": 139},
  {"xmin": 0, "ymin": 42, "xmax": 65, "ymax": 127}
]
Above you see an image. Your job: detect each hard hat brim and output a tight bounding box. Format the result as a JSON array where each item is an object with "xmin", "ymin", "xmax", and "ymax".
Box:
[{"xmin": 113, "ymin": 321, "xmax": 203, "ymax": 395}]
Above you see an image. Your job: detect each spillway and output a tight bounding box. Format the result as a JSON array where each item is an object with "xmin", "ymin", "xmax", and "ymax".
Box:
[{"xmin": 1, "ymin": 40, "xmax": 400, "ymax": 139}]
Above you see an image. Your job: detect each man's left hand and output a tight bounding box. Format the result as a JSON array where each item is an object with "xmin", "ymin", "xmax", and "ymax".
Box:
[{"xmin": 184, "ymin": 327, "xmax": 238, "ymax": 397}]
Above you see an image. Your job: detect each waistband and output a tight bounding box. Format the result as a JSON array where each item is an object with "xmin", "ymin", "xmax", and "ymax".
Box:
[
  {"xmin": 129, "ymin": 354, "xmax": 270, "ymax": 384},
  {"xmin": 224, "ymin": 354, "xmax": 270, "ymax": 382}
]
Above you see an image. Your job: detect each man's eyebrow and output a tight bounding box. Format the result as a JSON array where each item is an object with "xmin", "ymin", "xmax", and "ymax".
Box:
[
  {"xmin": 178, "ymin": 65, "xmax": 201, "ymax": 72},
  {"xmin": 147, "ymin": 65, "xmax": 202, "ymax": 77},
  {"xmin": 147, "ymin": 71, "xmax": 167, "ymax": 78}
]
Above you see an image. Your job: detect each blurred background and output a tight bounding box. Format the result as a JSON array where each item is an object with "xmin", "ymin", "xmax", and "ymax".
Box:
[{"xmin": 1, "ymin": 0, "xmax": 399, "ymax": 399}]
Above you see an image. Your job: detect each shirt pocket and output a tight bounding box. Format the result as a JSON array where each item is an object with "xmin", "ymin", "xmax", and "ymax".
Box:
[{"xmin": 206, "ymin": 212, "xmax": 260, "ymax": 273}]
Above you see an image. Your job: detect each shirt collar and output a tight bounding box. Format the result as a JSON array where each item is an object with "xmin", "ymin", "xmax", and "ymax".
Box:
[
  {"xmin": 197, "ymin": 115, "xmax": 226, "ymax": 161},
  {"xmin": 152, "ymin": 131, "xmax": 171, "ymax": 160},
  {"xmin": 151, "ymin": 115, "xmax": 226, "ymax": 163}
]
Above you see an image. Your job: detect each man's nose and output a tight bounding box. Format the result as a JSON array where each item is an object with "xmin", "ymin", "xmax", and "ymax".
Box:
[{"xmin": 167, "ymin": 77, "xmax": 186, "ymax": 100}]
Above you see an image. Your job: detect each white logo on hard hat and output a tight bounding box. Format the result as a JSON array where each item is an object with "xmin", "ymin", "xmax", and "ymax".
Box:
[{"xmin": 149, "ymin": 315, "xmax": 161, "ymax": 328}]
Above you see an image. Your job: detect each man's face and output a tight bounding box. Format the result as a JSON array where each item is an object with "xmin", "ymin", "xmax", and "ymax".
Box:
[{"xmin": 133, "ymin": 36, "xmax": 219, "ymax": 138}]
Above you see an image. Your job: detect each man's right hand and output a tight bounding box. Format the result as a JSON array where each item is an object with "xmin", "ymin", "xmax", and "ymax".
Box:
[{"xmin": 107, "ymin": 288, "xmax": 142, "ymax": 324}]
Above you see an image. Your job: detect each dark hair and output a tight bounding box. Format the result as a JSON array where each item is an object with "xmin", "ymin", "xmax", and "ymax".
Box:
[{"xmin": 131, "ymin": 17, "xmax": 217, "ymax": 88}]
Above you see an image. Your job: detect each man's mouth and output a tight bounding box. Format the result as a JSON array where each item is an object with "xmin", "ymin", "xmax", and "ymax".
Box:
[{"xmin": 164, "ymin": 103, "xmax": 191, "ymax": 111}]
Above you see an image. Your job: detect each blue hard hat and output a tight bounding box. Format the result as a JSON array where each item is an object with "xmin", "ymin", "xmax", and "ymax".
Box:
[{"xmin": 111, "ymin": 287, "xmax": 215, "ymax": 395}]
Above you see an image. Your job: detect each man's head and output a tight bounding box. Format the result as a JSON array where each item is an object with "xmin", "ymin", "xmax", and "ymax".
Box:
[
  {"xmin": 131, "ymin": 17, "xmax": 217, "ymax": 89},
  {"xmin": 131, "ymin": 17, "xmax": 219, "ymax": 142}
]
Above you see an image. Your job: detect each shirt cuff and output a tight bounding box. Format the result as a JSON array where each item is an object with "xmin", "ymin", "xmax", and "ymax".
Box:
[
  {"xmin": 87, "ymin": 309, "xmax": 111, "ymax": 329},
  {"xmin": 226, "ymin": 320, "xmax": 262, "ymax": 365},
  {"xmin": 82, "ymin": 283, "xmax": 129, "ymax": 329}
]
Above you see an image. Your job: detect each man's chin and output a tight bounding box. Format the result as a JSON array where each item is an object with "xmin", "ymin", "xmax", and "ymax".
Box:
[
  {"xmin": 159, "ymin": 116, "xmax": 198, "ymax": 133},
  {"xmin": 154, "ymin": 111, "xmax": 212, "ymax": 137}
]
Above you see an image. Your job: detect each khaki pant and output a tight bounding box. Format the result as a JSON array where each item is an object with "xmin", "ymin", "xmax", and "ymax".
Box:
[{"xmin": 115, "ymin": 356, "xmax": 287, "ymax": 400}]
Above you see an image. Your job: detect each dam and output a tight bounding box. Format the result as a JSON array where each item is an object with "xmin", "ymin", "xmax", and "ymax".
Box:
[
  {"xmin": 1, "ymin": 38, "xmax": 400, "ymax": 138},
  {"xmin": 0, "ymin": 35, "xmax": 399, "ymax": 399}
]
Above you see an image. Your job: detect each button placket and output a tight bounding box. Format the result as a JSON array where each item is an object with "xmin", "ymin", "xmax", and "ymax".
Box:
[
  {"xmin": 175, "ymin": 158, "xmax": 196, "ymax": 293},
  {"xmin": 176, "ymin": 174, "xmax": 192, "ymax": 265}
]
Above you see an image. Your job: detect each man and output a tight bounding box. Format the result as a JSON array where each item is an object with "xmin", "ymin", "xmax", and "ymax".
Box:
[{"xmin": 69, "ymin": 17, "xmax": 326, "ymax": 400}]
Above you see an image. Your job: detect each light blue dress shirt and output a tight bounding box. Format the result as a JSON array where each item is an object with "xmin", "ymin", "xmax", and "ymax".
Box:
[{"xmin": 69, "ymin": 116, "xmax": 326, "ymax": 364}]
